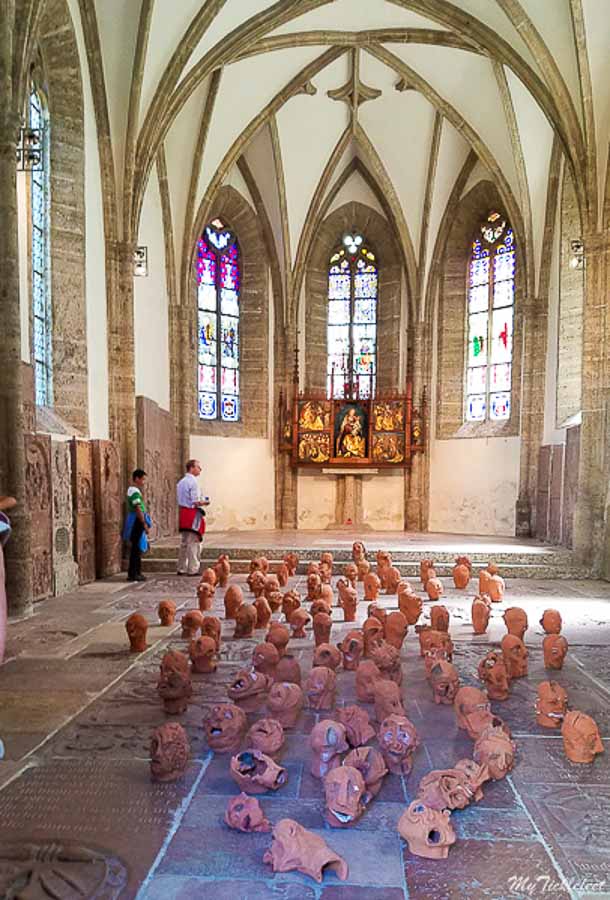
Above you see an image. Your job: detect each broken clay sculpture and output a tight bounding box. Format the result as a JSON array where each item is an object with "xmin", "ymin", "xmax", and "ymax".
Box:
[
  {"xmin": 263, "ymin": 819, "xmax": 348, "ymax": 883},
  {"xmin": 398, "ymin": 802, "xmax": 456, "ymax": 859},
  {"xmin": 225, "ymin": 793, "xmax": 271, "ymax": 833},
  {"xmin": 417, "ymin": 768, "xmax": 478, "ymax": 811},
  {"xmin": 230, "ymin": 749, "xmax": 288, "ymax": 793},
  {"xmin": 203, "ymin": 703, "xmax": 247, "ymax": 753},
  {"xmin": 227, "ymin": 668, "xmax": 273, "ymax": 712},
  {"xmin": 309, "ymin": 719, "xmax": 348, "ymax": 778},
  {"xmin": 344, "ymin": 746, "xmax": 388, "ymax": 798},
  {"xmin": 336, "ymin": 705, "xmax": 375, "ymax": 747}
]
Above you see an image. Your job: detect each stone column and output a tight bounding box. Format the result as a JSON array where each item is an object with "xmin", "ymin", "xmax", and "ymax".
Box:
[
  {"xmin": 405, "ymin": 319, "xmax": 426, "ymax": 531},
  {"xmin": 274, "ymin": 329, "xmax": 298, "ymax": 529}
]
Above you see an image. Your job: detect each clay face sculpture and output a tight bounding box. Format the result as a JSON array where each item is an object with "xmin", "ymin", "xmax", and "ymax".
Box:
[
  {"xmin": 368, "ymin": 603, "xmax": 387, "ymax": 627},
  {"xmin": 266, "ymin": 623, "xmax": 290, "ymax": 658},
  {"xmin": 357, "ymin": 559, "xmax": 371, "ymax": 580},
  {"xmin": 363, "ymin": 572, "xmax": 381, "ymax": 601},
  {"xmin": 336, "ymin": 705, "xmax": 375, "ymax": 747},
  {"xmin": 473, "ymin": 724, "xmax": 516, "ymax": 780},
  {"xmin": 344, "ymin": 746, "xmax": 388, "ymax": 798},
  {"xmin": 306, "ymin": 573, "xmax": 322, "ymax": 602},
  {"xmin": 230, "ymin": 749, "xmax": 288, "ymax": 793},
  {"xmin": 343, "ymin": 562, "xmax": 358, "ymax": 587},
  {"xmin": 225, "ymin": 793, "xmax": 271, "ymax": 833},
  {"xmin": 417, "ymin": 768, "xmax": 478, "ymax": 811},
  {"xmin": 429, "ymin": 660, "xmax": 460, "ymax": 705},
  {"xmin": 246, "ymin": 718, "xmax": 284, "ymax": 758},
  {"xmin": 561, "ymin": 710, "xmax": 604, "ymax": 764},
  {"xmin": 197, "ymin": 582, "xmax": 215, "ymax": 612},
  {"xmin": 304, "ymin": 666, "xmax": 336, "ymax": 710},
  {"xmin": 234, "ymin": 603, "xmax": 257, "ymax": 639},
  {"xmin": 478, "ymin": 565, "xmax": 494, "ymax": 595},
  {"xmin": 283, "ymin": 552, "xmax": 298, "ymax": 576},
  {"xmin": 399, "ymin": 590, "xmax": 423, "ymax": 626},
  {"xmin": 275, "ymin": 654, "xmax": 302, "ymax": 685},
  {"xmin": 314, "ymin": 642, "xmax": 342, "ymax": 671},
  {"xmin": 307, "ymin": 561, "xmax": 320, "ymax": 576},
  {"xmin": 501, "ymin": 634, "xmax": 529, "ymax": 679},
  {"xmin": 425, "ymin": 577, "xmax": 444, "ymax": 602},
  {"xmin": 454, "ymin": 759, "xmax": 488, "ymax": 801},
  {"xmin": 430, "ymin": 605, "xmax": 449, "ymax": 633},
  {"xmin": 471, "ymin": 596, "xmax": 491, "ymax": 635},
  {"xmin": 319, "ymin": 561, "xmax": 333, "ymax": 584},
  {"xmin": 267, "ymin": 591, "xmax": 283, "ymax": 613},
  {"xmin": 310, "ymin": 598, "xmax": 332, "ymax": 619},
  {"xmin": 189, "ymin": 636, "xmax": 217, "ymax": 674},
  {"xmin": 181, "ymin": 609, "xmax": 203, "ymax": 640},
  {"xmin": 248, "ymin": 570, "xmax": 266, "ymax": 598},
  {"xmin": 423, "ymin": 630, "xmax": 454, "ymax": 676},
  {"xmin": 276, "ymin": 563, "xmax": 289, "ymax": 588},
  {"xmin": 356, "ymin": 660, "xmax": 381, "ymax": 703},
  {"xmin": 320, "ymin": 582, "xmax": 335, "ymax": 608},
  {"xmin": 374, "ymin": 680, "xmax": 405, "ymax": 722},
  {"xmin": 477, "ymin": 651, "xmax": 510, "ymax": 701},
  {"xmin": 125, "ymin": 613, "xmax": 148, "ymax": 652},
  {"xmin": 535, "ymin": 681, "xmax": 568, "ymax": 728},
  {"xmin": 540, "ymin": 609, "xmax": 562, "ymax": 634},
  {"xmin": 420, "ymin": 559, "xmax": 434, "ymax": 588},
  {"xmin": 157, "ymin": 650, "xmax": 192, "ymax": 714},
  {"xmin": 376, "ymin": 549, "xmax": 392, "ymax": 576},
  {"xmin": 378, "ymin": 714, "xmax": 419, "ymax": 775},
  {"xmin": 281, "ymin": 589, "xmax": 300, "ymax": 620},
  {"xmin": 263, "ymin": 819, "xmax": 348, "ymax": 883},
  {"xmin": 488, "ymin": 573, "xmax": 505, "ymax": 603},
  {"xmin": 370, "ymin": 641, "xmax": 402, "ymax": 686},
  {"xmin": 203, "ymin": 703, "xmax": 247, "ymax": 753},
  {"xmin": 150, "ymin": 722, "xmax": 190, "ymax": 782},
  {"xmin": 264, "ymin": 575, "xmax": 281, "ymax": 600},
  {"xmin": 337, "ymin": 580, "xmax": 358, "ymax": 622},
  {"xmin": 385, "ymin": 611, "xmax": 408, "ymax": 650},
  {"xmin": 543, "ymin": 634, "xmax": 568, "ymax": 670},
  {"xmin": 339, "ymin": 630, "xmax": 364, "ymax": 671},
  {"xmin": 352, "ymin": 541, "xmax": 367, "ymax": 563},
  {"xmin": 254, "ymin": 595, "xmax": 272, "ymax": 630},
  {"xmin": 252, "ymin": 642, "xmax": 279, "ymax": 677},
  {"xmin": 309, "ymin": 719, "xmax": 348, "ymax": 778},
  {"xmin": 201, "ymin": 615, "xmax": 221, "ymax": 651},
  {"xmin": 454, "ymin": 687, "xmax": 491, "ymax": 739},
  {"xmin": 363, "ymin": 617, "xmax": 384, "ymax": 657},
  {"xmin": 227, "ymin": 668, "xmax": 273, "ymax": 712},
  {"xmin": 398, "ymin": 802, "xmax": 456, "ymax": 859},
  {"xmin": 323, "ymin": 765, "xmax": 367, "ymax": 827},
  {"xmin": 384, "ymin": 567, "xmax": 402, "ymax": 595},
  {"xmin": 213, "ymin": 554, "xmax": 230, "ymax": 588},
  {"xmin": 200, "ymin": 567, "xmax": 217, "ymax": 587},
  {"xmin": 267, "ymin": 682, "xmax": 303, "ymax": 728},
  {"xmin": 452, "ymin": 556, "xmax": 471, "ymax": 589},
  {"xmin": 312, "ymin": 612, "xmax": 332, "ymax": 647},
  {"xmin": 290, "ymin": 608, "xmax": 311, "ymax": 639},
  {"xmin": 158, "ymin": 599, "xmax": 177, "ymax": 626},
  {"xmin": 503, "ymin": 607, "xmax": 528, "ymax": 640}
]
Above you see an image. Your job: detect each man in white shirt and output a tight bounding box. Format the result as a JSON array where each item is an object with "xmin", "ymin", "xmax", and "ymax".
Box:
[{"xmin": 176, "ymin": 459, "xmax": 208, "ymax": 575}]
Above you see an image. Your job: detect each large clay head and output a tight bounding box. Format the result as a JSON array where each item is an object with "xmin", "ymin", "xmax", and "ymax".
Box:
[
  {"xmin": 126, "ymin": 613, "xmax": 148, "ymax": 652},
  {"xmin": 246, "ymin": 718, "xmax": 284, "ymax": 758},
  {"xmin": 230, "ymin": 749, "xmax": 288, "ymax": 793},
  {"xmin": 306, "ymin": 573, "xmax": 322, "ymax": 602},
  {"xmin": 430, "ymin": 606, "xmax": 449, "ymax": 633},
  {"xmin": 363, "ymin": 572, "xmax": 381, "ymax": 601},
  {"xmin": 150, "ymin": 722, "xmax": 190, "ymax": 782},
  {"xmin": 374, "ymin": 680, "xmax": 405, "ymax": 722},
  {"xmin": 201, "ymin": 615, "xmax": 221, "ymax": 651},
  {"xmin": 535, "ymin": 681, "xmax": 568, "ymax": 728},
  {"xmin": 423, "ymin": 630, "xmax": 454, "ymax": 676},
  {"xmin": 426, "ymin": 578, "xmax": 444, "ymax": 602},
  {"xmin": 203, "ymin": 703, "xmax": 247, "ymax": 753},
  {"xmin": 454, "ymin": 687, "xmax": 491, "ymax": 738},
  {"xmin": 477, "ymin": 650, "xmax": 510, "ymax": 701},
  {"xmin": 368, "ymin": 603, "xmax": 387, "ymax": 628},
  {"xmin": 503, "ymin": 607, "xmax": 528, "ymax": 640},
  {"xmin": 283, "ymin": 552, "xmax": 298, "ymax": 576},
  {"xmin": 370, "ymin": 641, "xmax": 402, "ymax": 685},
  {"xmin": 398, "ymin": 801, "xmax": 456, "ymax": 859},
  {"xmin": 197, "ymin": 582, "xmax": 215, "ymax": 612},
  {"xmin": 473, "ymin": 724, "xmax": 516, "ymax": 780},
  {"xmin": 181, "ymin": 609, "xmax": 203, "ymax": 639},
  {"xmin": 227, "ymin": 668, "xmax": 272, "ymax": 712},
  {"xmin": 310, "ymin": 598, "xmax": 332, "ymax": 619},
  {"xmin": 312, "ymin": 612, "xmax": 332, "ymax": 646},
  {"xmin": 339, "ymin": 630, "xmax": 364, "ymax": 670},
  {"xmin": 263, "ymin": 818, "xmax": 348, "ymax": 883},
  {"xmin": 417, "ymin": 768, "xmax": 477, "ymax": 811},
  {"xmin": 267, "ymin": 682, "xmax": 303, "ymax": 728},
  {"xmin": 158, "ymin": 600, "xmax": 177, "ymax": 627},
  {"xmin": 225, "ymin": 793, "xmax": 271, "ymax": 833},
  {"xmin": 189, "ymin": 636, "xmax": 217, "ymax": 674},
  {"xmin": 337, "ymin": 581, "xmax": 358, "ymax": 621},
  {"xmin": 200, "ymin": 567, "xmax": 217, "ymax": 587},
  {"xmin": 254, "ymin": 595, "xmax": 272, "ymax": 629},
  {"xmin": 561, "ymin": 710, "xmax": 604, "ymax": 764},
  {"xmin": 336, "ymin": 705, "xmax": 375, "ymax": 747},
  {"xmin": 252, "ymin": 642, "xmax": 279, "ymax": 677},
  {"xmin": 540, "ymin": 609, "xmax": 562, "ymax": 634},
  {"xmin": 363, "ymin": 616, "xmax": 384, "ymax": 657},
  {"xmin": 263, "ymin": 574, "xmax": 281, "ymax": 599},
  {"xmin": 471, "ymin": 596, "xmax": 491, "ymax": 634},
  {"xmin": 214, "ymin": 553, "xmax": 230, "ymax": 587},
  {"xmin": 352, "ymin": 541, "xmax": 366, "ymax": 562},
  {"xmin": 356, "ymin": 660, "xmax": 381, "ymax": 703},
  {"xmin": 304, "ymin": 666, "xmax": 336, "ymax": 710},
  {"xmin": 500, "ymin": 634, "xmax": 529, "ymax": 678},
  {"xmin": 313, "ymin": 642, "xmax": 341, "ymax": 671},
  {"xmin": 377, "ymin": 714, "xmax": 419, "ymax": 775},
  {"xmin": 343, "ymin": 562, "xmax": 358, "ymax": 586},
  {"xmin": 266, "ymin": 623, "xmax": 290, "ymax": 658},
  {"xmin": 344, "ymin": 746, "xmax": 388, "ymax": 798},
  {"xmin": 385, "ymin": 611, "xmax": 408, "ymax": 650},
  {"xmin": 452, "ymin": 557, "xmax": 471, "ymax": 589},
  {"xmin": 289, "ymin": 608, "xmax": 311, "ymax": 639},
  {"xmin": 248, "ymin": 570, "xmax": 266, "ymax": 598},
  {"xmin": 420, "ymin": 559, "xmax": 434, "ymax": 587},
  {"xmin": 234, "ymin": 603, "xmax": 257, "ymax": 639},
  {"xmin": 281, "ymin": 589, "xmax": 300, "ymax": 620},
  {"xmin": 323, "ymin": 765, "xmax": 367, "ymax": 827},
  {"xmin": 399, "ymin": 590, "xmax": 423, "ymax": 626},
  {"xmin": 309, "ymin": 719, "xmax": 348, "ymax": 778},
  {"xmin": 543, "ymin": 634, "xmax": 568, "ymax": 670},
  {"xmin": 429, "ymin": 660, "xmax": 460, "ymax": 705},
  {"xmin": 157, "ymin": 650, "xmax": 192, "ymax": 715},
  {"xmin": 275, "ymin": 654, "xmax": 302, "ymax": 685}
]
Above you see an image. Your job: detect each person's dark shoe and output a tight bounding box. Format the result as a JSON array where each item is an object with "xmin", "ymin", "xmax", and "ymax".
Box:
[
  {"xmin": 127, "ymin": 574, "xmax": 146, "ymax": 582},
  {"xmin": 176, "ymin": 571, "xmax": 186, "ymax": 576}
]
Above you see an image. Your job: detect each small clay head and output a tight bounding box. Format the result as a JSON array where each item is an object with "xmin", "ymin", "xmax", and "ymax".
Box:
[
  {"xmin": 473, "ymin": 724, "xmax": 516, "ymax": 780},
  {"xmin": 275, "ymin": 654, "xmax": 302, "ymax": 685},
  {"xmin": 264, "ymin": 574, "xmax": 281, "ymax": 599},
  {"xmin": 399, "ymin": 590, "xmax": 423, "ymax": 626},
  {"xmin": 426, "ymin": 577, "xmax": 444, "ymax": 601},
  {"xmin": 420, "ymin": 558, "xmax": 434, "ymax": 587},
  {"xmin": 253, "ymin": 642, "xmax": 279, "ymax": 677},
  {"xmin": 158, "ymin": 599, "xmax": 177, "ymax": 626},
  {"xmin": 356, "ymin": 660, "xmax": 381, "ymax": 703},
  {"xmin": 384, "ymin": 567, "xmax": 402, "ymax": 594},
  {"xmin": 150, "ymin": 722, "xmax": 190, "ymax": 782},
  {"xmin": 500, "ymin": 634, "xmax": 529, "ymax": 679},
  {"xmin": 189, "ymin": 636, "xmax": 217, "ymax": 674},
  {"xmin": 200, "ymin": 567, "xmax": 217, "ymax": 587},
  {"xmin": 374, "ymin": 680, "xmax": 405, "ymax": 722},
  {"xmin": 248, "ymin": 570, "xmax": 266, "ymax": 598},
  {"xmin": 254, "ymin": 595, "xmax": 272, "ymax": 629},
  {"xmin": 540, "ymin": 609, "xmax": 562, "ymax": 634},
  {"xmin": 312, "ymin": 612, "xmax": 332, "ymax": 646},
  {"xmin": 227, "ymin": 668, "xmax": 272, "ymax": 712},
  {"xmin": 267, "ymin": 682, "xmax": 303, "ymax": 728},
  {"xmin": 430, "ymin": 606, "xmax": 449, "ymax": 633},
  {"xmin": 230, "ymin": 749, "xmax": 288, "ymax": 793},
  {"xmin": 310, "ymin": 599, "xmax": 332, "ymax": 619},
  {"xmin": 234, "ymin": 603, "xmax": 257, "ymax": 639},
  {"xmin": 314, "ymin": 642, "xmax": 342, "ymax": 671},
  {"xmin": 477, "ymin": 650, "xmax": 510, "ymax": 701},
  {"xmin": 276, "ymin": 562, "xmax": 289, "ymax": 587},
  {"xmin": 203, "ymin": 703, "xmax": 247, "ymax": 753},
  {"xmin": 370, "ymin": 641, "xmax": 402, "ymax": 685},
  {"xmin": 263, "ymin": 819, "xmax": 348, "ymax": 883},
  {"xmin": 454, "ymin": 687, "xmax": 491, "ymax": 738},
  {"xmin": 197, "ymin": 582, "xmax": 215, "ymax": 612},
  {"xmin": 289, "ymin": 607, "xmax": 311, "ymax": 639},
  {"xmin": 561, "ymin": 710, "xmax": 604, "ymax": 764},
  {"xmin": 344, "ymin": 746, "xmax": 388, "ymax": 797},
  {"xmin": 352, "ymin": 541, "xmax": 366, "ymax": 562},
  {"xmin": 471, "ymin": 597, "xmax": 490, "ymax": 634},
  {"xmin": 283, "ymin": 552, "xmax": 298, "ymax": 576},
  {"xmin": 158, "ymin": 650, "xmax": 192, "ymax": 714},
  {"xmin": 320, "ymin": 583, "xmax": 334, "ymax": 607},
  {"xmin": 488, "ymin": 572, "xmax": 505, "ymax": 602},
  {"xmin": 363, "ymin": 617, "xmax": 384, "ymax": 657},
  {"xmin": 309, "ymin": 719, "xmax": 348, "ymax": 778},
  {"xmin": 339, "ymin": 630, "xmax": 364, "ymax": 670},
  {"xmin": 201, "ymin": 615, "xmax": 221, "ymax": 651},
  {"xmin": 225, "ymin": 793, "xmax": 271, "ymax": 833},
  {"xmin": 398, "ymin": 801, "xmax": 456, "ymax": 859},
  {"xmin": 181, "ymin": 609, "xmax": 203, "ymax": 639},
  {"xmin": 267, "ymin": 591, "xmax": 283, "ymax": 613},
  {"xmin": 319, "ymin": 561, "xmax": 333, "ymax": 584},
  {"xmin": 214, "ymin": 553, "xmax": 230, "ymax": 587},
  {"xmin": 503, "ymin": 607, "xmax": 528, "ymax": 640},
  {"xmin": 368, "ymin": 603, "xmax": 387, "ymax": 627},
  {"xmin": 385, "ymin": 611, "xmax": 408, "ymax": 650},
  {"xmin": 454, "ymin": 759, "xmax": 489, "ymax": 800},
  {"xmin": 306, "ymin": 573, "xmax": 322, "ymax": 602},
  {"xmin": 376, "ymin": 549, "xmax": 392, "ymax": 572},
  {"xmin": 343, "ymin": 562, "xmax": 358, "ymax": 586},
  {"xmin": 338, "ymin": 581, "xmax": 358, "ymax": 621},
  {"xmin": 323, "ymin": 765, "xmax": 367, "ymax": 827},
  {"xmin": 377, "ymin": 714, "xmax": 419, "ymax": 775},
  {"xmin": 423, "ymin": 630, "xmax": 454, "ymax": 676},
  {"xmin": 307, "ymin": 561, "xmax": 321, "ymax": 576},
  {"xmin": 266, "ymin": 623, "xmax": 290, "ymax": 658},
  {"xmin": 126, "ymin": 613, "xmax": 148, "ymax": 652},
  {"xmin": 535, "ymin": 680, "xmax": 568, "ymax": 728},
  {"xmin": 281, "ymin": 589, "xmax": 301, "ymax": 620},
  {"xmin": 429, "ymin": 660, "xmax": 460, "ymax": 705},
  {"xmin": 452, "ymin": 557, "xmax": 471, "ymax": 589},
  {"xmin": 417, "ymin": 768, "xmax": 477, "ymax": 811},
  {"xmin": 246, "ymin": 718, "xmax": 284, "ymax": 758},
  {"xmin": 336, "ymin": 705, "xmax": 375, "ymax": 747},
  {"xmin": 363, "ymin": 572, "xmax": 381, "ymax": 601},
  {"xmin": 543, "ymin": 634, "xmax": 568, "ymax": 670},
  {"xmin": 304, "ymin": 666, "xmax": 336, "ymax": 710}
]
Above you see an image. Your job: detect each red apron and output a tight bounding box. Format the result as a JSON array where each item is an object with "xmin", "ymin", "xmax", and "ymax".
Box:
[{"xmin": 178, "ymin": 507, "xmax": 206, "ymax": 540}]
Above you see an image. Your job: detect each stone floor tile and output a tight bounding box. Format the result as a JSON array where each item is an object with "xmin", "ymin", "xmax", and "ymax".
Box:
[{"xmin": 140, "ymin": 876, "xmax": 316, "ymax": 900}]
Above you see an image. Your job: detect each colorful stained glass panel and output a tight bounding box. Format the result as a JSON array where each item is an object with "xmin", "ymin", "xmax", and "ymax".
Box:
[
  {"xmin": 198, "ymin": 364, "xmax": 216, "ymax": 391},
  {"xmin": 354, "ymin": 271, "xmax": 378, "ymax": 298},
  {"xmin": 328, "ymin": 274, "xmax": 350, "ymax": 299},
  {"xmin": 220, "ymin": 288, "xmax": 239, "ymax": 316},
  {"xmin": 328, "ymin": 300, "xmax": 350, "ymax": 325},
  {"xmin": 494, "ymin": 249, "xmax": 514, "ymax": 283},
  {"xmin": 221, "ymin": 395, "xmax": 239, "ymax": 421},
  {"xmin": 221, "ymin": 316, "xmax": 239, "ymax": 367},
  {"xmin": 198, "ymin": 311, "xmax": 217, "ymax": 365},
  {"xmin": 490, "ymin": 363, "xmax": 511, "ymax": 392},
  {"xmin": 491, "ymin": 308, "xmax": 513, "ymax": 364},
  {"xmin": 468, "ymin": 284, "xmax": 488, "ymax": 314},
  {"xmin": 468, "ymin": 312, "xmax": 488, "ymax": 365},
  {"xmin": 198, "ymin": 282, "xmax": 216, "ymax": 311},
  {"xmin": 493, "ymin": 278, "xmax": 514, "ymax": 309},
  {"xmin": 490, "ymin": 392, "xmax": 510, "ymax": 420},
  {"xmin": 220, "ymin": 245, "xmax": 239, "ymax": 290},
  {"xmin": 353, "ymin": 325, "xmax": 376, "ymax": 374},
  {"xmin": 328, "ymin": 325, "xmax": 350, "ymax": 356},
  {"xmin": 470, "ymin": 254, "xmax": 489, "ymax": 286},
  {"xmin": 466, "ymin": 394, "xmax": 486, "ymax": 422},
  {"xmin": 354, "ymin": 298, "xmax": 376, "ymax": 323},
  {"xmin": 221, "ymin": 367, "xmax": 239, "ymax": 396},
  {"xmin": 467, "ymin": 365, "xmax": 487, "ymax": 394},
  {"xmin": 356, "ymin": 375, "xmax": 373, "ymax": 399},
  {"xmin": 199, "ymin": 392, "xmax": 217, "ymax": 420}
]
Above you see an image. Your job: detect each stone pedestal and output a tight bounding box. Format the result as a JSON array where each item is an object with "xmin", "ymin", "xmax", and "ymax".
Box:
[
  {"xmin": 51, "ymin": 441, "xmax": 79, "ymax": 595},
  {"xmin": 92, "ymin": 440, "xmax": 122, "ymax": 577},
  {"xmin": 323, "ymin": 469, "xmax": 378, "ymax": 530}
]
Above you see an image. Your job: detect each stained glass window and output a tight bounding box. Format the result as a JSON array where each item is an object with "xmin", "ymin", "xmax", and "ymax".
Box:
[
  {"xmin": 195, "ymin": 221, "xmax": 240, "ymax": 421},
  {"xmin": 30, "ymin": 85, "xmax": 52, "ymax": 406},
  {"xmin": 327, "ymin": 234, "xmax": 378, "ymax": 399},
  {"xmin": 465, "ymin": 212, "xmax": 515, "ymax": 423}
]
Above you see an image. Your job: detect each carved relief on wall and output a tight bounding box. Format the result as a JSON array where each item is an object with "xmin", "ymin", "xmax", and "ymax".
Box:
[
  {"xmin": 372, "ymin": 433, "xmax": 405, "ymax": 463},
  {"xmin": 373, "ymin": 401, "xmax": 404, "ymax": 432},
  {"xmin": 25, "ymin": 434, "xmax": 53, "ymax": 600},
  {"xmin": 298, "ymin": 400, "xmax": 331, "ymax": 431},
  {"xmin": 51, "ymin": 441, "xmax": 79, "ymax": 594},
  {"xmin": 136, "ymin": 397, "xmax": 177, "ymax": 540},
  {"xmin": 298, "ymin": 433, "xmax": 331, "ymax": 464},
  {"xmin": 92, "ymin": 440, "xmax": 122, "ymax": 577},
  {"xmin": 70, "ymin": 439, "xmax": 96, "ymax": 584}
]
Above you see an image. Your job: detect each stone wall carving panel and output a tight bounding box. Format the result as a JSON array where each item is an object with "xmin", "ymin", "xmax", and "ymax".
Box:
[
  {"xmin": 562, "ymin": 425, "xmax": 580, "ymax": 549},
  {"xmin": 51, "ymin": 440, "xmax": 79, "ymax": 594},
  {"xmin": 535, "ymin": 445, "xmax": 551, "ymax": 541},
  {"xmin": 549, "ymin": 444, "xmax": 564, "ymax": 545},
  {"xmin": 21, "ymin": 363, "xmax": 36, "ymax": 433},
  {"xmin": 136, "ymin": 397, "xmax": 177, "ymax": 540},
  {"xmin": 70, "ymin": 439, "xmax": 96, "ymax": 584},
  {"xmin": 92, "ymin": 440, "xmax": 122, "ymax": 576},
  {"xmin": 25, "ymin": 434, "xmax": 53, "ymax": 601}
]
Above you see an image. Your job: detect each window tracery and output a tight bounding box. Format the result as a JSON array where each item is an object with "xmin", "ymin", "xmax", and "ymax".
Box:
[{"xmin": 29, "ymin": 83, "xmax": 52, "ymax": 407}]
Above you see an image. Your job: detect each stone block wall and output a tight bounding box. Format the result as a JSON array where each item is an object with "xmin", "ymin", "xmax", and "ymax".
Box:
[
  {"xmin": 136, "ymin": 397, "xmax": 177, "ymax": 540},
  {"xmin": 534, "ymin": 425, "xmax": 579, "ymax": 547},
  {"xmin": 556, "ymin": 168, "xmax": 583, "ymax": 426}
]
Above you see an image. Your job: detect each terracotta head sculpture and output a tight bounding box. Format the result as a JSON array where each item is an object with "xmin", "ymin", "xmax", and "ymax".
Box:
[
  {"xmin": 304, "ymin": 666, "xmax": 336, "ymax": 710},
  {"xmin": 230, "ymin": 749, "xmax": 288, "ymax": 793},
  {"xmin": 306, "ymin": 573, "xmax": 322, "ymax": 602},
  {"xmin": 253, "ymin": 595, "xmax": 272, "ymax": 630},
  {"xmin": 363, "ymin": 572, "xmax": 381, "ymax": 602},
  {"xmin": 158, "ymin": 599, "xmax": 177, "ymax": 627},
  {"xmin": 289, "ymin": 608, "xmax": 311, "ymax": 639},
  {"xmin": 339, "ymin": 630, "xmax": 364, "ymax": 671},
  {"xmin": 203, "ymin": 703, "xmax": 247, "ymax": 753},
  {"xmin": 477, "ymin": 650, "xmax": 510, "ymax": 701},
  {"xmin": 214, "ymin": 554, "xmax": 230, "ymax": 587},
  {"xmin": 398, "ymin": 802, "xmax": 456, "ymax": 859},
  {"xmin": 352, "ymin": 541, "xmax": 367, "ymax": 563},
  {"xmin": 430, "ymin": 606, "xmax": 449, "ymax": 633},
  {"xmin": 312, "ymin": 612, "xmax": 332, "ymax": 647},
  {"xmin": 276, "ymin": 563, "xmax": 289, "ymax": 588},
  {"xmin": 488, "ymin": 572, "xmax": 505, "ymax": 603},
  {"xmin": 337, "ymin": 580, "xmax": 358, "ymax": 622},
  {"xmin": 370, "ymin": 640, "xmax": 402, "ymax": 686},
  {"xmin": 157, "ymin": 650, "xmax": 192, "ymax": 714},
  {"xmin": 281, "ymin": 589, "xmax": 300, "ymax": 620},
  {"xmin": 417, "ymin": 767, "xmax": 478, "ymax": 811},
  {"xmin": 263, "ymin": 819, "xmax": 348, "ymax": 883},
  {"xmin": 201, "ymin": 615, "xmax": 221, "ymax": 651},
  {"xmin": 535, "ymin": 681, "xmax": 568, "ymax": 729},
  {"xmin": 234, "ymin": 603, "xmax": 257, "ymax": 639},
  {"xmin": 266, "ymin": 623, "xmax": 290, "ymax": 658},
  {"xmin": 376, "ymin": 549, "xmax": 392, "ymax": 574},
  {"xmin": 561, "ymin": 710, "xmax": 604, "ymax": 764},
  {"xmin": 252, "ymin": 642, "xmax": 279, "ymax": 678},
  {"xmin": 454, "ymin": 687, "xmax": 491, "ymax": 739},
  {"xmin": 344, "ymin": 746, "xmax": 388, "ymax": 798},
  {"xmin": 246, "ymin": 718, "xmax": 284, "ymax": 759},
  {"xmin": 275, "ymin": 654, "xmax": 302, "ymax": 685},
  {"xmin": 181, "ymin": 609, "xmax": 203, "ymax": 640},
  {"xmin": 343, "ymin": 562, "xmax": 358, "ymax": 587},
  {"xmin": 420, "ymin": 559, "xmax": 434, "ymax": 588},
  {"xmin": 540, "ymin": 609, "xmax": 562, "ymax": 634},
  {"xmin": 374, "ymin": 680, "xmax": 405, "ymax": 722},
  {"xmin": 452, "ymin": 556, "xmax": 471, "ymax": 589},
  {"xmin": 225, "ymin": 793, "xmax": 271, "ymax": 833},
  {"xmin": 200, "ymin": 567, "xmax": 217, "ymax": 587},
  {"xmin": 323, "ymin": 765, "xmax": 367, "ymax": 827},
  {"xmin": 307, "ymin": 561, "xmax": 320, "ymax": 576},
  {"xmin": 320, "ymin": 584, "xmax": 334, "ymax": 608},
  {"xmin": 473, "ymin": 724, "xmax": 516, "ymax": 780},
  {"xmin": 356, "ymin": 660, "xmax": 381, "ymax": 703},
  {"xmin": 336, "ymin": 705, "xmax": 375, "ymax": 747},
  {"xmin": 368, "ymin": 603, "xmax": 387, "ymax": 628},
  {"xmin": 248, "ymin": 570, "xmax": 266, "ymax": 598},
  {"xmin": 377, "ymin": 714, "xmax": 419, "ymax": 775},
  {"xmin": 399, "ymin": 590, "xmax": 423, "ymax": 626},
  {"xmin": 283, "ymin": 552, "xmax": 299, "ymax": 576},
  {"xmin": 429, "ymin": 660, "xmax": 460, "ymax": 705},
  {"xmin": 309, "ymin": 719, "xmax": 348, "ymax": 778},
  {"xmin": 267, "ymin": 682, "xmax": 303, "ymax": 728},
  {"xmin": 384, "ymin": 566, "xmax": 402, "ymax": 595},
  {"xmin": 423, "ymin": 630, "xmax": 454, "ymax": 676},
  {"xmin": 503, "ymin": 607, "xmax": 528, "ymax": 640},
  {"xmin": 543, "ymin": 634, "xmax": 568, "ymax": 670},
  {"xmin": 310, "ymin": 598, "xmax": 332, "ymax": 619},
  {"xmin": 227, "ymin": 668, "xmax": 273, "ymax": 712},
  {"xmin": 385, "ymin": 611, "xmax": 408, "ymax": 650},
  {"xmin": 267, "ymin": 590, "xmax": 283, "ymax": 613},
  {"xmin": 357, "ymin": 558, "xmax": 371, "ymax": 580},
  {"xmin": 426, "ymin": 577, "xmax": 444, "ymax": 602},
  {"xmin": 197, "ymin": 582, "xmax": 215, "ymax": 612},
  {"xmin": 453, "ymin": 759, "xmax": 489, "ymax": 801},
  {"xmin": 363, "ymin": 616, "xmax": 384, "ymax": 657},
  {"xmin": 313, "ymin": 642, "xmax": 342, "ymax": 671},
  {"xmin": 319, "ymin": 561, "xmax": 333, "ymax": 585},
  {"xmin": 125, "ymin": 613, "xmax": 148, "ymax": 652},
  {"xmin": 500, "ymin": 634, "xmax": 529, "ymax": 679},
  {"xmin": 150, "ymin": 722, "xmax": 190, "ymax": 782},
  {"xmin": 471, "ymin": 596, "xmax": 491, "ymax": 635},
  {"xmin": 189, "ymin": 635, "xmax": 217, "ymax": 674}
]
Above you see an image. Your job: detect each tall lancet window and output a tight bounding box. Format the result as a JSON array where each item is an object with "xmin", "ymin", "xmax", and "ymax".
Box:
[
  {"xmin": 29, "ymin": 83, "xmax": 52, "ymax": 406},
  {"xmin": 466, "ymin": 211, "xmax": 515, "ymax": 422},
  {"xmin": 327, "ymin": 233, "xmax": 378, "ymax": 399},
  {"xmin": 196, "ymin": 219, "xmax": 240, "ymax": 421}
]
